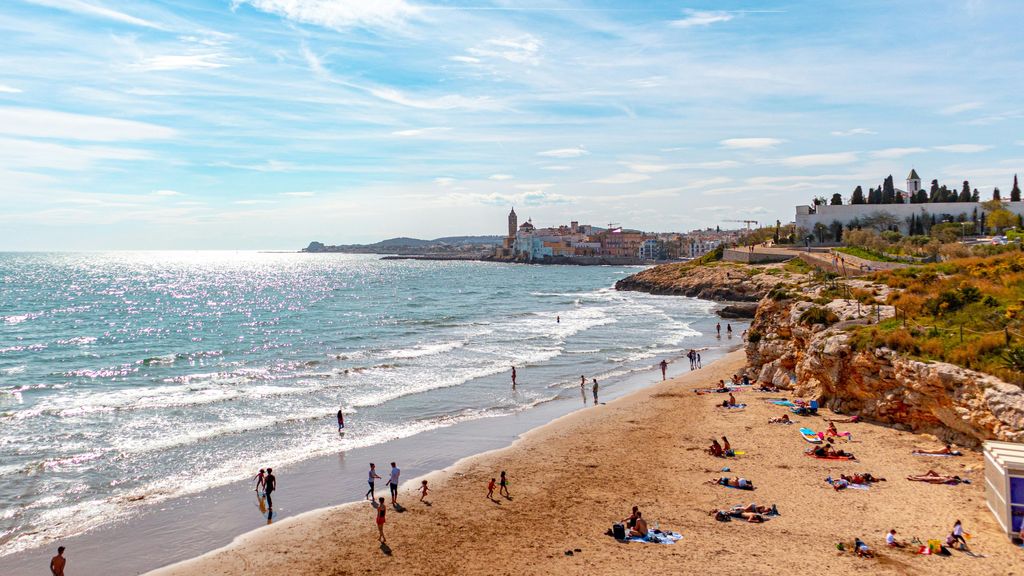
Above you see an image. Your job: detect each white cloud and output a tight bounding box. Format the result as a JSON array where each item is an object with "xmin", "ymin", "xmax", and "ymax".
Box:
[
  {"xmin": 234, "ymin": 0, "xmax": 420, "ymax": 30},
  {"xmin": 781, "ymin": 152, "xmax": 859, "ymax": 167},
  {"xmin": 939, "ymin": 102, "xmax": 983, "ymax": 115},
  {"xmin": 689, "ymin": 177, "xmax": 733, "ymax": 188},
  {"xmin": 25, "ymin": 0, "xmax": 166, "ymax": 29},
  {"xmin": 870, "ymin": 147, "xmax": 927, "ymax": 159},
  {"xmin": 467, "ymin": 35, "xmax": 542, "ymax": 65},
  {"xmin": 489, "ymin": 174, "xmax": 513, "ymax": 180},
  {"xmin": 720, "ymin": 137, "xmax": 782, "ymax": 149},
  {"xmin": 538, "ymin": 146, "xmax": 588, "ymax": 158},
  {"xmin": 132, "ymin": 53, "xmax": 230, "ymax": 71},
  {"xmin": 282, "ymin": 191, "xmax": 315, "ymax": 197},
  {"xmin": 671, "ymin": 10, "xmax": 733, "ymax": 28},
  {"xmin": 831, "ymin": 128, "xmax": 876, "ymax": 136},
  {"xmin": 623, "ymin": 162, "xmax": 680, "ymax": 174},
  {"xmin": 152, "ymin": 189, "xmax": 182, "ymax": 197},
  {"xmin": 541, "ymin": 165, "xmax": 572, "ymax": 171},
  {"xmin": 590, "ymin": 173, "xmax": 651, "ymax": 185},
  {"xmin": 0, "ymin": 85, "xmax": 22, "ymax": 94},
  {"xmin": 0, "ymin": 108, "xmax": 176, "ymax": 141},
  {"xmin": 0, "ymin": 137, "xmax": 152, "ymax": 171},
  {"xmin": 367, "ymin": 86, "xmax": 500, "ymax": 111},
  {"xmin": 433, "ymin": 177, "xmax": 456, "ymax": 186},
  {"xmin": 233, "ymin": 199, "xmax": 278, "ymax": 205},
  {"xmin": 391, "ymin": 127, "xmax": 452, "ymax": 137},
  {"xmin": 301, "ymin": 44, "xmax": 326, "ymax": 77},
  {"xmin": 691, "ymin": 160, "xmax": 741, "ymax": 169},
  {"xmin": 934, "ymin": 144, "xmax": 993, "ymax": 153},
  {"xmin": 449, "ymin": 56, "xmax": 481, "ymax": 64}
]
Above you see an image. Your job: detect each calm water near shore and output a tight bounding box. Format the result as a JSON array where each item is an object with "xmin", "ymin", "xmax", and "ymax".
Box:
[{"xmin": 0, "ymin": 252, "xmax": 744, "ymax": 563}]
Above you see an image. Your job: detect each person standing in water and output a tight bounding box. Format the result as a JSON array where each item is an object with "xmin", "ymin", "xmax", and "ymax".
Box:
[
  {"xmin": 366, "ymin": 463, "xmax": 381, "ymax": 501},
  {"xmin": 727, "ymin": 324, "xmax": 733, "ymax": 337},
  {"xmin": 337, "ymin": 409, "xmax": 345, "ymax": 432},
  {"xmin": 580, "ymin": 375, "xmax": 587, "ymax": 404},
  {"xmin": 254, "ymin": 469, "xmax": 266, "ymax": 494},
  {"xmin": 557, "ymin": 315, "xmax": 560, "ymax": 323},
  {"xmin": 660, "ymin": 359, "xmax": 668, "ymax": 380},
  {"xmin": 50, "ymin": 546, "xmax": 66, "ymax": 576},
  {"xmin": 716, "ymin": 322, "xmax": 721, "ymax": 336},
  {"xmin": 592, "ymin": 378, "xmax": 599, "ymax": 404},
  {"xmin": 511, "ymin": 366, "xmax": 517, "ymax": 389},
  {"xmin": 264, "ymin": 468, "xmax": 276, "ymax": 510}
]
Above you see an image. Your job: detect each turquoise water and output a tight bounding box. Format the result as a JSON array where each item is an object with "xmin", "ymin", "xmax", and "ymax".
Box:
[{"xmin": 0, "ymin": 252, "xmax": 736, "ymax": 557}]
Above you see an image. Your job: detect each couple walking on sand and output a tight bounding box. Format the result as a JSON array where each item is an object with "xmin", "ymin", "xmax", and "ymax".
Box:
[
  {"xmin": 253, "ymin": 468, "xmax": 277, "ymax": 511},
  {"xmin": 366, "ymin": 462, "xmax": 401, "ymax": 506}
]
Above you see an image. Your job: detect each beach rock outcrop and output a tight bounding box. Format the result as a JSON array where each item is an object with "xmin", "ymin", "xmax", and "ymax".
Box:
[
  {"xmin": 615, "ymin": 262, "xmax": 795, "ymax": 302},
  {"xmin": 746, "ymin": 293, "xmax": 1024, "ymax": 446}
]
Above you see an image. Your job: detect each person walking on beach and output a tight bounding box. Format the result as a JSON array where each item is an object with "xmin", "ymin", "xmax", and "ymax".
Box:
[
  {"xmin": 687, "ymin": 349, "xmax": 696, "ymax": 370},
  {"xmin": 337, "ymin": 409, "xmax": 345, "ymax": 432},
  {"xmin": 716, "ymin": 323, "xmax": 721, "ymax": 336},
  {"xmin": 264, "ymin": 468, "xmax": 276, "ymax": 510},
  {"xmin": 420, "ymin": 480, "xmax": 430, "ymax": 503},
  {"xmin": 366, "ymin": 463, "xmax": 381, "ymax": 501},
  {"xmin": 50, "ymin": 546, "xmax": 66, "ymax": 576},
  {"xmin": 511, "ymin": 366, "xmax": 517, "ymax": 389},
  {"xmin": 580, "ymin": 375, "xmax": 587, "ymax": 404},
  {"xmin": 375, "ymin": 497, "xmax": 387, "ymax": 543},
  {"xmin": 660, "ymin": 359, "xmax": 668, "ymax": 380},
  {"xmin": 592, "ymin": 378, "xmax": 599, "ymax": 404},
  {"xmin": 727, "ymin": 324, "xmax": 733, "ymax": 337},
  {"xmin": 254, "ymin": 469, "xmax": 266, "ymax": 494},
  {"xmin": 499, "ymin": 470, "xmax": 510, "ymax": 499},
  {"xmin": 487, "ymin": 477, "xmax": 496, "ymax": 500},
  {"xmin": 696, "ymin": 352, "xmax": 702, "ymax": 369},
  {"xmin": 388, "ymin": 462, "xmax": 401, "ymax": 506}
]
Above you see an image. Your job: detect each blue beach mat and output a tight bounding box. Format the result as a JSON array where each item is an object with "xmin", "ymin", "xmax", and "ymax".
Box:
[
  {"xmin": 770, "ymin": 400, "xmax": 795, "ymax": 407},
  {"xmin": 624, "ymin": 530, "xmax": 683, "ymax": 544}
]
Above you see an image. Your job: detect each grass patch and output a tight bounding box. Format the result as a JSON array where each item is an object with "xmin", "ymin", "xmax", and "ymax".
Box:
[
  {"xmin": 835, "ymin": 246, "xmax": 899, "ymax": 263},
  {"xmin": 783, "ymin": 257, "xmax": 812, "ymax": 274}
]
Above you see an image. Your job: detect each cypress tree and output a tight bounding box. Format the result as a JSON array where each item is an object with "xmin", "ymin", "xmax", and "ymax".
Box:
[
  {"xmin": 850, "ymin": 185, "xmax": 865, "ymax": 204},
  {"xmin": 915, "ymin": 189, "xmax": 928, "ymax": 204},
  {"xmin": 929, "ymin": 179, "xmax": 940, "ymax": 202},
  {"xmin": 971, "ymin": 188, "xmax": 980, "ymax": 202},
  {"xmin": 868, "ymin": 186, "xmax": 882, "ymax": 204},
  {"xmin": 959, "ymin": 180, "xmax": 971, "ymax": 202},
  {"xmin": 1012, "ymin": 174, "xmax": 1021, "ymax": 202},
  {"xmin": 994, "ymin": 187, "xmax": 1002, "ymax": 201},
  {"xmin": 830, "ymin": 193, "xmax": 843, "ymax": 205},
  {"xmin": 882, "ymin": 175, "xmax": 895, "ymax": 204}
]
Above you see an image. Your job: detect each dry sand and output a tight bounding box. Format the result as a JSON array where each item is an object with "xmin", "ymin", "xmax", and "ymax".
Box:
[{"xmin": 149, "ymin": 350, "xmax": 1021, "ymax": 576}]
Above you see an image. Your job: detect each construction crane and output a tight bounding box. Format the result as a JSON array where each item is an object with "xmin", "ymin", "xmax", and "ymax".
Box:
[{"xmin": 725, "ymin": 219, "xmax": 759, "ymax": 230}]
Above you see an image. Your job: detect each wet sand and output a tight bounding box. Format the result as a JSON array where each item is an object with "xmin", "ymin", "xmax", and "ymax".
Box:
[{"xmin": 148, "ymin": 350, "xmax": 1021, "ymax": 576}]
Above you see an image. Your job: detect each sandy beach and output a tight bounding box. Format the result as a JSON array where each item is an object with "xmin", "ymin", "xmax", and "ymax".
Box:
[{"xmin": 149, "ymin": 350, "xmax": 1020, "ymax": 576}]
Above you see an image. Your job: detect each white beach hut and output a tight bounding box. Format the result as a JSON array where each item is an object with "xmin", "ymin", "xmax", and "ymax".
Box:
[{"xmin": 983, "ymin": 440, "xmax": 1024, "ymax": 540}]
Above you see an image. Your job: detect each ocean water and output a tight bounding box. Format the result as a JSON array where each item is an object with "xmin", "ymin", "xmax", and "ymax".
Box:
[{"xmin": 0, "ymin": 252, "xmax": 740, "ymax": 558}]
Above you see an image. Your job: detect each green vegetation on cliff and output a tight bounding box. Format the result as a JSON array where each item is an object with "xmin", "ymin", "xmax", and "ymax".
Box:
[{"xmin": 850, "ymin": 253, "xmax": 1024, "ymax": 384}]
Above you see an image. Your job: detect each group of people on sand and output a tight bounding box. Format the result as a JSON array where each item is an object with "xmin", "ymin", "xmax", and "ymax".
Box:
[
  {"xmin": 687, "ymin": 349, "xmax": 703, "ymax": 370},
  {"xmin": 578, "ymin": 375, "xmax": 599, "ymax": 404},
  {"xmin": 709, "ymin": 502, "xmax": 778, "ymax": 523},
  {"xmin": 486, "ymin": 471, "xmax": 511, "ymax": 501},
  {"xmin": 621, "ymin": 506, "xmax": 649, "ymax": 537},
  {"xmin": 707, "ymin": 436, "xmax": 734, "ymax": 458},
  {"xmin": 365, "ymin": 461, "xmax": 436, "ymax": 543},
  {"xmin": 810, "ymin": 437, "xmax": 854, "ymax": 459}
]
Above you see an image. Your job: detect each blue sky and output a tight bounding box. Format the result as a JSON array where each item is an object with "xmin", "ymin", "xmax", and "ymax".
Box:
[{"xmin": 1, "ymin": 0, "xmax": 1022, "ymax": 249}]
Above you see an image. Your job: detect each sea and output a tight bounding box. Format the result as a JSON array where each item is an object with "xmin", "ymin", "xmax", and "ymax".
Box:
[{"xmin": 0, "ymin": 252, "xmax": 742, "ymax": 561}]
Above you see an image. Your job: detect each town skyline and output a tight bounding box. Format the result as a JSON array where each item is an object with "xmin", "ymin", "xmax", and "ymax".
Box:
[{"xmin": 2, "ymin": 0, "xmax": 1024, "ymax": 250}]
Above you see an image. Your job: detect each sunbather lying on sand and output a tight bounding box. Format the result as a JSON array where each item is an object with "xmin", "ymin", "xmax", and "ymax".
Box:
[
  {"xmin": 708, "ymin": 477, "xmax": 754, "ymax": 490},
  {"xmin": 827, "ymin": 415, "xmax": 861, "ymax": 424},
  {"xmin": 768, "ymin": 414, "xmax": 792, "ymax": 424},
  {"xmin": 709, "ymin": 509, "xmax": 766, "ymax": 522},
  {"xmin": 906, "ymin": 470, "xmax": 964, "ymax": 485},
  {"xmin": 912, "ymin": 444, "xmax": 962, "ymax": 456},
  {"xmin": 755, "ymin": 384, "xmax": 779, "ymax": 392},
  {"xmin": 825, "ymin": 422, "xmax": 852, "ymax": 440},
  {"xmin": 732, "ymin": 503, "xmax": 778, "ymax": 515},
  {"xmin": 841, "ymin": 473, "xmax": 885, "ymax": 484},
  {"xmin": 810, "ymin": 444, "xmax": 854, "ymax": 459}
]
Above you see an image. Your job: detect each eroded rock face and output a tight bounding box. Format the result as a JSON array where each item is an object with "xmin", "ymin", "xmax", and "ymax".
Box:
[
  {"xmin": 615, "ymin": 262, "xmax": 793, "ymax": 302},
  {"xmin": 746, "ymin": 294, "xmax": 1024, "ymax": 446}
]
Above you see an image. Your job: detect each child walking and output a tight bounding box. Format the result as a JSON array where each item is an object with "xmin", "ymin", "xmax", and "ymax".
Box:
[
  {"xmin": 420, "ymin": 480, "xmax": 430, "ymax": 502},
  {"xmin": 487, "ymin": 478, "xmax": 496, "ymax": 500},
  {"xmin": 499, "ymin": 470, "xmax": 510, "ymax": 498}
]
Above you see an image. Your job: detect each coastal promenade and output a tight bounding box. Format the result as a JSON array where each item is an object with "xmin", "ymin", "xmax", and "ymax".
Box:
[{"xmin": 149, "ymin": 351, "xmax": 1017, "ymax": 576}]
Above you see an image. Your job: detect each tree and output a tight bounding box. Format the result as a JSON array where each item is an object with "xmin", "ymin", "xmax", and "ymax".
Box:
[
  {"xmin": 830, "ymin": 193, "xmax": 843, "ymax": 205},
  {"xmin": 971, "ymin": 188, "xmax": 980, "ymax": 202},
  {"xmin": 850, "ymin": 185, "xmax": 865, "ymax": 205},
  {"xmin": 929, "ymin": 179, "xmax": 940, "ymax": 202},
  {"xmin": 988, "ymin": 208, "xmax": 1016, "ymax": 232},
  {"xmin": 958, "ymin": 180, "xmax": 971, "ymax": 202},
  {"xmin": 829, "ymin": 220, "xmax": 843, "ymax": 242},
  {"xmin": 993, "ymin": 187, "xmax": 1002, "ymax": 201},
  {"xmin": 773, "ymin": 219, "xmax": 781, "ymax": 243},
  {"xmin": 937, "ymin": 185, "xmax": 950, "ymax": 202},
  {"xmin": 813, "ymin": 222, "xmax": 828, "ymax": 243},
  {"xmin": 1012, "ymin": 174, "xmax": 1021, "ymax": 202},
  {"xmin": 862, "ymin": 211, "xmax": 901, "ymax": 231},
  {"xmin": 915, "ymin": 189, "xmax": 928, "ymax": 204},
  {"xmin": 882, "ymin": 175, "xmax": 896, "ymax": 204},
  {"xmin": 868, "ymin": 186, "xmax": 882, "ymax": 204}
]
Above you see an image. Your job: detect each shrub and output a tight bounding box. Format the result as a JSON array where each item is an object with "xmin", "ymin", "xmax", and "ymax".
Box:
[
  {"xmin": 747, "ymin": 330, "xmax": 762, "ymax": 343},
  {"xmin": 1001, "ymin": 345, "xmax": 1024, "ymax": 373},
  {"xmin": 799, "ymin": 306, "xmax": 839, "ymax": 327},
  {"xmin": 768, "ymin": 285, "xmax": 792, "ymax": 301}
]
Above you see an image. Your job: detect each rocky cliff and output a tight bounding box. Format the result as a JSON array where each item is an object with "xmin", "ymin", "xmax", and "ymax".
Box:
[
  {"xmin": 615, "ymin": 261, "xmax": 796, "ymax": 302},
  {"xmin": 746, "ymin": 290, "xmax": 1024, "ymax": 446}
]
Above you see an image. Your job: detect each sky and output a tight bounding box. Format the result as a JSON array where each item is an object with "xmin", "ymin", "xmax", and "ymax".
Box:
[{"xmin": 1, "ymin": 0, "xmax": 1023, "ymax": 249}]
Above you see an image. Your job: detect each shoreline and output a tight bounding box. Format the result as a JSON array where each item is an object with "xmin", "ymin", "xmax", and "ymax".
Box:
[
  {"xmin": 1, "ymin": 342, "xmax": 742, "ymax": 576},
  {"xmin": 146, "ymin": 349, "xmax": 1019, "ymax": 576}
]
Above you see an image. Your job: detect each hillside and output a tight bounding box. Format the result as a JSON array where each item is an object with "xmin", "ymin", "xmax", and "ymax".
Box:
[{"xmin": 303, "ymin": 236, "xmax": 503, "ymax": 254}]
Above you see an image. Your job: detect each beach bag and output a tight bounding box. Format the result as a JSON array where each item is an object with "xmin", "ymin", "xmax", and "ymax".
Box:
[
  {"xmin": 613, "ymin": 523, "xmax": 626, "ymax": 540},
  {"xmin": 927, "ymin": 539, "xmax": 942, "ymax": 554}
]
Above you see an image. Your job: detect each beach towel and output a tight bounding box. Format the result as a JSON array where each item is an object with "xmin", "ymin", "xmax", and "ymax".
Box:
[
  {"xmin": 770, "ymin": 400, "xmax": 795, "ymax": 407},
  {"xmin": 623, "ymin": 530, "xmax": 682, "ymax": 544},
  {"xmin": 911, "ymin": 451, "xmax": 962, "ymax": 457},
  {"xmin": 720, "ymin": 483, "xmax": 755, "ymax": 490},
  {"xmin": 825, "ymin": 477, "xmax": 869, "ymax": 490},
  {"xmin": 718, "ymin": 404, "xmax": 746, "ymax": 409}
]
